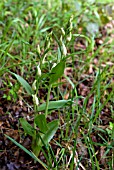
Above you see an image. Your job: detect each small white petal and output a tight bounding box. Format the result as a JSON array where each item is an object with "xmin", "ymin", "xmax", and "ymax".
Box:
[
  {"xmin": 67, "ymin": 32, "xmax": 72, "ymax": 41},
  {"xmin": 62, "ymin": 42, "xmax": 67, "ymax": 56},
  {"xmin": 32, "ymin": 80, "xmax": 37, "ymax": 90},
  {"xmin": 61, "ymin": 27, "xmax": 65, "ymax": 35},
  {"xmin": 37, "ymin": 45, "xmax": 41, "ymax": 54},
  {"xmin": 32, "ymin": 94, "xmax": 39, "ymax": 106},
  {"xmin": 51, "ymin": 63, "xmax": 57, "ymax": 69},
  {"xmin": 37, "ymin": 65, "xmax": 41, "ymax": 76},
  {"xmin": 42, "ymin": 54, "xmax": 47, "ymax": 64}
]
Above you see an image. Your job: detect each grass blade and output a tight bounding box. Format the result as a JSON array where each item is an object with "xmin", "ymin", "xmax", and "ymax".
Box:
[
  {"xmin": 4, "ymin": 134, "xmax": 48, "ymax": 170},
  {"xmin": 9, "ymin": 71, "xmax": 33, "ymax": 95}
]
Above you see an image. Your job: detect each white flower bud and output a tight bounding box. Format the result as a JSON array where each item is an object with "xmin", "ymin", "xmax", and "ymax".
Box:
[
  {"xmin": 32, "ymin": 94, "xmax": 39, "ymax": 106},
  {"xmin": 69, "ymin": 15, "xmax": 73, "ymax": 32},
  {"xmin": 37, "ymin": 64, "xmax": 41, "ymax": 76},
  {"xmin": 67, "ymin": 32, "xmax": 72, "ymax": 41},
  {"xmin": 37, "ymin": 44, "xmax": 41, "ymax": 54},
  {"xmin": 61, "ymin": 27, "xmax": 65, "ymax": 35},
  {"xmin": 70, "ymin": 15, "xmax": 73, "ymax": 22},
  {"xmin": 32, "ymin": 80, "xmax": 37, "ymax": 91},
  {"xmin": 60, "ymin": 35, "xmax": 63, "ymax": 43},
  {"xmin": 51, "ymin": 63, "xmax": 57, "ymax": 69},
  {"xmin": 62, "ymin": 42, "xmax": 67, "ymax": 56},
  {"xmin": 70, "ymin": 22, "xmax": 73, "ymax": 32},
  {"xmin": 42, "ymin": 54, "xmax": 46, "ymax": 64}
]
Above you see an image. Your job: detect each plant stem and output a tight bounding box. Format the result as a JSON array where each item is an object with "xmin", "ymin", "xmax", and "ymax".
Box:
[{"xmin": 45, "ymin": 84, "xmax": 52, "ymax": 117}]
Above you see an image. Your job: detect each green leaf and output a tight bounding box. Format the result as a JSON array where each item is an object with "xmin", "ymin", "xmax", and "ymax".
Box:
[
  {"xmin": 4, "ymin": 134, "xmax": 48, "ymax": 170},
  {"xmin": 20, "ymin": 118, "xmax": 35, "ymax": 137},
  {"xmin": 32, "ymin": 119, "xmax": 59, "ymax": 157},
  {"xmin": 9, "ymin": 71, "xmax": 33, "ymax": 95},
  {"xmin": 50, "ymin": 60, "xmax": 65, "ymax": 84},
  {"xmin": 38, "ymin": 99, "xmax": 71, "ymax": 112},
  {"xmin": 43, "ymin": 120, "xmax": 59, "ymax": 144},
  {"xmin": 34, "ymin": 114, "xmax": 48, "ymax": 133}
]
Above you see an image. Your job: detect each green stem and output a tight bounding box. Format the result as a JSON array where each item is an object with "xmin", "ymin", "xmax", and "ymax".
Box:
[{"xmin": 45, "ymin": 84, "xmax": 52, "ymax": 117}]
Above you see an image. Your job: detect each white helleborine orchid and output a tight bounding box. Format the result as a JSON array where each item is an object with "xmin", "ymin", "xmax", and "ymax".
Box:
[
  {"xmin": 70, "ymin": 15, "xmax": 73, "ymax": 30},
  {"xmin": 51, "ymin": 63, "xmax": 57, "ymax": 69},
  {"xmin": 37, "ymin": 64, "xmax": 41, "ymax": 76},
  {"xmin": 32, "ymin": 94, "xmax": 39, "ymax": 106},
  {"xmin": 67, "ymin": 32, "xmax": 72, "ymax": 41},
  {"xmin": 37, "ymin": 44, "xmax": 41, "ymax": 54},
  {"xmin": 32, "ymin": 80, "xmax": 37, "ymax": 91},
  {"xmin": 42, "ymin": 54, "xmax": 47, "ymax": 64},
  {"xmin": 60, "ymin": 35, "xmax": 67, "ymax": 56},
  {"xmin": 62, "ymin": 42, "xmax": 67, "ymax": 56},
  {"xmin": 61, "ymin": 27, "xmax": 65, "ymax": 36}
]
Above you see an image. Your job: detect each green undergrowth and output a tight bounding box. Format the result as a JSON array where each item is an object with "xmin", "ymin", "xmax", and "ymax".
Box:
[{"xmin": 0, "ymin": 0, "xmax": 114, "ymax": 169}]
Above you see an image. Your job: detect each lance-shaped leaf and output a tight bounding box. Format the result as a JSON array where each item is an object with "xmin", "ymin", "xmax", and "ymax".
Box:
[
  {"xmin": 36, "ymin": 119, "xmax": 59, "ymax": 147},
  {"xmin": 38, "ymin": 99, "xmax": 72, "ymax": 112},
  {"xmin": 9, "ymin": 71, "xmax": 33, "ymax": 95},
  {"xmin": 50, "ymin": 60, "xmax": 65, "ymax": 84},
  {"xmin": 38, "ymin": 99, "xmax": 71, "ymax": 112},
  {"xmin": 43, "ymin": 119, "xmax": 59, "ymax": 144},
  {"xmin": 20, "ymin": 118, "xmax": 35, "ymax": 137},
  {"xmin": 34, "ymin": 114, "xmax": 48, "ymax": 133},
  {"xmin": 33, "ymin": 119, "xmax": 59, "ymax": 157}
]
